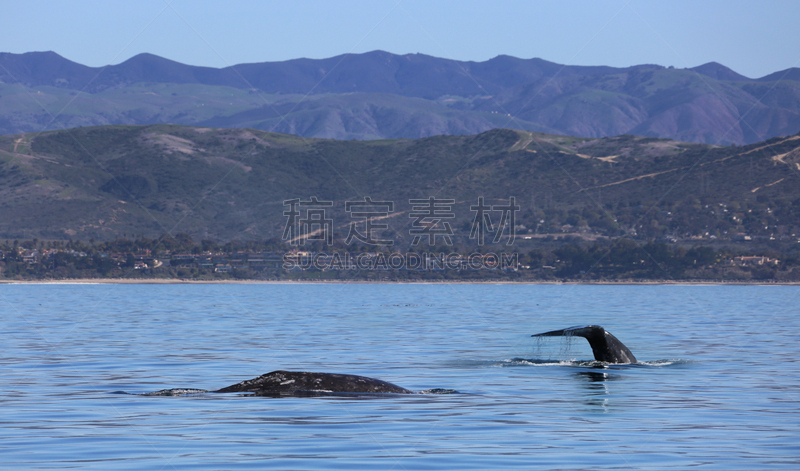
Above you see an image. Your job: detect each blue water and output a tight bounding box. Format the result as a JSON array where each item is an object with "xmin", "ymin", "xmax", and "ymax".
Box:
[{"xmin": 1, "ymin": 283, "xmax": 798, "ymax": 469}]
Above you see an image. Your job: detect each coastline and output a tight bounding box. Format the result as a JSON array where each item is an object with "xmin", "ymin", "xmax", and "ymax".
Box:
[{"xmin": 1, "ymin": 278, "xmax": 797, "ymax": 286}]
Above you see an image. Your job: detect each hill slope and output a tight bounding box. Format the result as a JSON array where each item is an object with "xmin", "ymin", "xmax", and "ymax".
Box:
[{"xmin": 1, "ymin": 124, "xmax": 798, "ymax": 246}]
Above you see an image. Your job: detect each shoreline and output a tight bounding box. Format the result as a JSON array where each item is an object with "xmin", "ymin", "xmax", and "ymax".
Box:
[{"xmin": 1, "ymin": 278, "xmax": 798, "ymax": 286}]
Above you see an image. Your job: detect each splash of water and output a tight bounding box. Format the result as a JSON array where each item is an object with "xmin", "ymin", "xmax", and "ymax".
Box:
[{"xmin": 138, "ymin": 388, "xmax": 210, "ymax": 396}]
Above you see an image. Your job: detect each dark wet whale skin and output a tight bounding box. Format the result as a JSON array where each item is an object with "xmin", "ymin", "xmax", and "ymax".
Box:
[
  {"xmin": 532, "ymin": 325, "xmax": 637, "ymax": 364},
  {"xmin": 215, "ymin": 370, "xmax": 414, "ymax": 395}
]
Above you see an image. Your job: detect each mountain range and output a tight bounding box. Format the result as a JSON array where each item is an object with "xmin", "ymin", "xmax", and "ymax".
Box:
[{"xmin": 1, "ymin": 51, "xmax": 799, "ymax": 144}]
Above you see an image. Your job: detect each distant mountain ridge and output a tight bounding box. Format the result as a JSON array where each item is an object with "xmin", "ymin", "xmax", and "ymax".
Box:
[
  {"xmin": 1, "ymin": 50, "xmax": 799, "ymax": 144},
  {"xmin": 0, "ymin": 50, "xmax": 674, "ymax": 95}
]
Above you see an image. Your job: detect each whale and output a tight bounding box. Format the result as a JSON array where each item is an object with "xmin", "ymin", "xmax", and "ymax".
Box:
[
  {"xmin": 215, "ymin": 370, "xmax": 414, "ymax": 395},
  {"xmin": 142, "ymin": 370, "xmax": 415, "ymax": 396},
  {"xmin": 140, "ymin": 325, "xmax": 636, "ymax": 397},
  {"xmin": 532, "ymin": 325, "xmax": 637, "ymax": 364}
]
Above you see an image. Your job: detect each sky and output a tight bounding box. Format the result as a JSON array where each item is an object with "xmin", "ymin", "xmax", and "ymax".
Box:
[{"xmin": 2, "ymin": 0, "xmax": 799, "ymax": 79}]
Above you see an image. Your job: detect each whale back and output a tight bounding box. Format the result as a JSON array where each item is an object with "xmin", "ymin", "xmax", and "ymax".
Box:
[
  {"xmin": 215, "ymin": 370, "xmax": 414, "ymax": 395},
  {"xmin": 532, "ymin": 325, "xmax": 637, "ymax": 364}
]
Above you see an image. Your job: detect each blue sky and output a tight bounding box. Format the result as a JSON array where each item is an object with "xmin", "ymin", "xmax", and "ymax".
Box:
[{"xmin": 2, "ymin": 0, "xmax": 799, "ymax": 78}]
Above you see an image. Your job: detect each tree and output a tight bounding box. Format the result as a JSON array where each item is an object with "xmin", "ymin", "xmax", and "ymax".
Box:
[{"xmin": 685, "ymin": 247, "xmax": 716, "ymax": 267}]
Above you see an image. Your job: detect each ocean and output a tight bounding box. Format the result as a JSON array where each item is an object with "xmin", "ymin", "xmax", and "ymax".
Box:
[{"xmin": 1, "ymin": 283, "xmax": 798, "ymax": 469}]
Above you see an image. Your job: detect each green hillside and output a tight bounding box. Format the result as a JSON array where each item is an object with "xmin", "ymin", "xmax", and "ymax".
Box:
[{"xmin": 1, "ymin": 124, "xmax": 798, "ymax": 255}]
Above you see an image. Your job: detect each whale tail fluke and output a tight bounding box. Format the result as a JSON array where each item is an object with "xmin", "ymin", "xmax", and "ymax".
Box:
[{"xmin": 532, "ymin": 325, "xmax": 637, "ymax": 364}]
